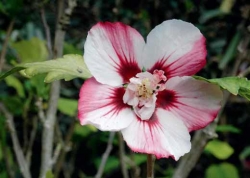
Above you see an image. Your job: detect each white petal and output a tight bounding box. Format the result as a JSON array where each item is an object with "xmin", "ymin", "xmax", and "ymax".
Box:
[
  {"xmin": 143, "ymin": 19, "xmax": 206, "ymax": 78},
  {"xmin": 134, "ymin": 103, "xmax": 155, "ymax": 121},
  {"xmin": 121, "ymin": 108, "xmax": 191, "ymax": 160},
  {"xmin": 78, "ymin": 78, "xmax": 135, "ymax": 131},
  {"xmin": 136, "ymin": 71, "xmax": 154, "ymax": 79},
  {"xmin": 157, "ymin": 76, "xmax": 223, "ymax": 131},
  {"xmin": 123, "ymin": 89, "xmax": 139, "ymax": 106},
  {"xmin": 84, "ymin": 22, "xmax": 145, "ymax": 86}
]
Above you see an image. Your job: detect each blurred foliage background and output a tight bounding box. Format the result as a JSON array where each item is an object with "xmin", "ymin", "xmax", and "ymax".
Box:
[{"xmin": 0, "ymin": 0, "xmax": 250, "ymax": 178}]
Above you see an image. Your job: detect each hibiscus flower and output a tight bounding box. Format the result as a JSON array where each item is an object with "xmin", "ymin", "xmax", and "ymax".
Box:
[{"xmin": 78, "ymin": 19, "xmax": 222, "ymax": 160}]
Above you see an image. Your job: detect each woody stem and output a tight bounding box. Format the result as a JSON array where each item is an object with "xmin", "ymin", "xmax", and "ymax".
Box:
[{"xmin": 147, "ymin": 154, "xmax": 155, "ymax": 178}]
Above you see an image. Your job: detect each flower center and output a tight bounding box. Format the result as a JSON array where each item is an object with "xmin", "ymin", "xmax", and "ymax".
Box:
[
  {"xmin": 137, "ymin": 78, "xmax": 153, "ymax": 99},
  {"xmin": 123, "ymin": 70, "xmax": 167, "ymax": 120}
]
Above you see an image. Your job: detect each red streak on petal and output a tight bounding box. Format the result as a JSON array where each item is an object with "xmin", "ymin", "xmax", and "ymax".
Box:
[
  {"xmin": 149, "ymin": 36, "xmax": 206, "ymax": 78},
  {"xmin": 148, "ymin": 58, "xmax": 167, "ymax": 76},
  {"xmin": 118, "ymin": 59, "xmax": 141, "ymax": 83},
  {"xmin": 107, "ymin": 87, "xmax": 129, "ymax": 116},
  {"xmin": 125, "ymin": 115, "xmax": 173, "ymax": 159},
  {"xmin": 156, "ymin": 90, "xmax": 177, "ymax": 109},
  {"xmin": 78, "ymin": 78, "xmax": 130, "ymax": 120},
  {"xmin": 97, "ymin": 87, "xmax": 130, "ymax": 119},
  {"xmin": 99, "ymin": 22, "xmax": 141, "ymax": 83}
]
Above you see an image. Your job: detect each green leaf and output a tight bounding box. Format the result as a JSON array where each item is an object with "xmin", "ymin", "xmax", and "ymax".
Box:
[
  {"xmin": 2, "ymin": 96, "xmax": 24, "ymax": 115},
  {"xmin": 29, "ymin": 74, "xmax": 49, "ymax": 98},
  {"xmin": 95, "ymin": 156, "xmax": 119, "ymax": 174},
  {"xmin": 74, "ymin": 123, "xmax": 97, "ymax": 138},
  {"xmin": 205, "ymin": 163, "xmax": 239, "ymax": 178},
  {"xmin": 4, "ymin": 75, "xmax": 25, "ymax": 97},
  {"xmin": 0, "ymin": 54, "xmax": 91, "ymax": 82},
  {"xmin": 219, "ymin": 32, "xmax": 241, "ymax": 69},
  {"xmin": 199, "ymin": 9, "xmax": 225, "ymax": 23},
  {"xmin": 45, "ymin": 170, "xmax": 54, "ymax": 178},
  {"xmin": 0, "ymin": 122, "xmax": 4, "ymax": 161},
  {"xmin": 58, "ymin": 98, "xmax": 78, "ymax": 116},
  {"xmin": 0, "ymin": 1, "xmax": 7, "ymax": 14},
  {"xmin": 104, "ymin": 156, "xmax": 120, "ymax": 173},
  {"xmin": 239, "ymin": 146, "xmax": 250, "ymax": 160},
  {"xmin": 63, "ymin": 42, "xmax": 82, "ymax": 55},
  {"xmin": 216, "ymin": 125, "xmax": 241, "ymax": 134},
  {"xmin": 209, "ymin": 39, "xmax": 226, "ymax": 52},
  {"xmin": 184, "ymin": 0, "xmax": 194, "ymax": 11},
  {"xmin": 0, "ymin": 172, "xmax": 7, "ymax": 178},
  {"xmin": 1, "ymin": 0, "xmax": 23, "ymax": 17},
  {"xmin": 210, "ymin": 77, "xmax": 250, "ymax": 99},
  {"xmin": 23, "ymin": 54, "xmax": 91, "ymax": 82},
  {"xmin": 127, "ymin": 154, "xmax": 147, "ymax": 168},
  {"xmin": 194, "ymin": 76, "xmax": 250, "ymax": 100},
  {"xmin": 0, "ymin": 66, "xmax": 25, "ymax": 81},
  {"xmin": 11, "ymin": 37, "xmax": 49, "ymax": 62},
  {"xmin": 205, "ymin": 139, "xmax": 234, "ymax": 160},
  {"xmin": 220, "ymin": 0, "xmax": 235, "ymax": 14}
]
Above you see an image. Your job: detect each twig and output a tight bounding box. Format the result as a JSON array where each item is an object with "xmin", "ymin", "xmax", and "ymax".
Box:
[
  {"xmin": 54, "ymin": 121, "xmax": 76, "ymax": 178},
  {"xmin": 95, "ymin": 132, "xmax": 116, "ymax": 178},
  {"xmin": 124, "ymin": 154, "xmax": 141, "ymax": 178},
  {"xmin": 63, "ymin": 164, "xmax": 71, "ymax": 178},
  {"xmin": 238, "ymin": 34, "xmax": 250, "ymax": 77},
  {"xmin": 0, "ymin": 128, "xmax": 15, "ymax": 178},
  {"xmin": 55, "ymin": 121, "xmax": 64, "ymax": 145},
  {"xmin": 39, "ymin": 1, "xmax": 76, "ymax": 177},
  {"xmin": 52, "ymin": 142, "xmax": 62, "ymax": 166},
  {"xmin": 171, "ymin": 128, "xmax": 217, "ymax": 178},
  {"xmin": 40, "ymin": 8, "xmax": 53, "ymax": 59},
  {"xmin": 238, "ymin": 66, "xmax": 250, "ymax": 77},
  {"xmin": 39, "ymin": 81, "xmax": 61, "ymax": 178},
  {"xmin": 23, "ymin": 116, "xmax": 29, "ymax": 158},
  {"xmin": 67, "ymin": 144, "xmax": 78, "ymax": 177},
  {"xmin": 35, "ymin": 98, "xmax": 46, "ymax": 123},
  {"xmin": 22, "ymin": 94, "xmax": 32, "ymax": 155},
  {"xmin": 118, "ymin": 132, "xmax": 129, "ymax": 178},
  {"xmin": 0, "ymin": 19, "xmax": 15, "ymax": 72},
  {"xmin": 25, "ymin": 117, "xmax": 38, "ymax": 168},
  {"xmin": 53, "ymin": 0, "xmax": 76, "ymax": 58},
  {"xmin": 39, "ymin": 0, "xmax": 64, "ymax": 176},
  {"xmin": 0, "ymin": 103, "xmax": 31, "ymax": 178},
  {"xmin": 147, "ymin": 154, "xmax": 155, "ymax": 178}
]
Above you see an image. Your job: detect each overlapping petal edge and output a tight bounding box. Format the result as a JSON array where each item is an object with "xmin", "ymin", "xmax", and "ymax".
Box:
[{"xmin": 78, "ymin": 19, "xmax": 223, "ymax": 160}]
